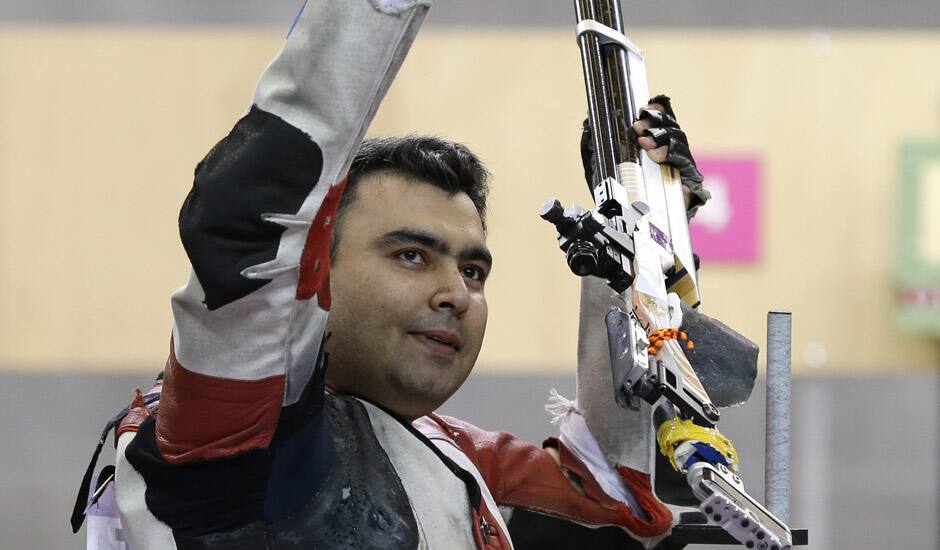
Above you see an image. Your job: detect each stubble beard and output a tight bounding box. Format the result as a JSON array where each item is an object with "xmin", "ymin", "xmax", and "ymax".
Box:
[{"xmin": 388, "ymin": 351, "xmax": 471, "ymax": 416}]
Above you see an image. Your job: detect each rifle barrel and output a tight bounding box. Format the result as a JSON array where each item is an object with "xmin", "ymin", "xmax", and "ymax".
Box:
[
  {"xmin": 574, "ymin": 0, "xmax": 618, "ymax": 185},
  {"xmin": 596, "ymin": 0, "xmax": 641, "ymax": 164}
]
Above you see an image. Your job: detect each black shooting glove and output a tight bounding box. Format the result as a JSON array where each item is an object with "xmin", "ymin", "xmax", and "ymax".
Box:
[
  {"xmin": 636, "ymin": 94, "xmax": 710, "ymax": 218},
  {"xmin": 580, "ymin": 94, "xmax": 710, "ymax": 218}
]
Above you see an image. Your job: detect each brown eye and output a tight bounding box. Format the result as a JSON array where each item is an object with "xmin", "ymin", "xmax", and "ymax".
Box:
[
  {"xmin": 461, "ymin": 265, "xmax": 486, "ymax": 282},
  {"xmin": 397, "ymin": 250, "xmax": 426, "ymax": 265}
]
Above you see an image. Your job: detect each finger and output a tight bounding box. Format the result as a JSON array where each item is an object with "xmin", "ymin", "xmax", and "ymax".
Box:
[
  {"xmin": 632, "ymin": 119, "xmax": 651, "ymax": 136},
  {"xmin": 637, "ymin": 135, "xmax": 658, "ymax": 149},
  {"xmin": 647, "ymin": 145, "xmax": 668, "ymax": 164}
]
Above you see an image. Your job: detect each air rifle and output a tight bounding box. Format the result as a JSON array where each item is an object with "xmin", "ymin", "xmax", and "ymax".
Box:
[{"xmin": 540, "ymin": 1, "xmax": 795, "ymax": 548}]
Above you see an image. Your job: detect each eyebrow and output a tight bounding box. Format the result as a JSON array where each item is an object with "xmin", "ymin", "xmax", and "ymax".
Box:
[{"xmin": 376, "ymin": 227, "xmax": 493, "ymax": 269}]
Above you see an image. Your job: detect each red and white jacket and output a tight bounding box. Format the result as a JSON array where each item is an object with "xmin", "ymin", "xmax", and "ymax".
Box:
[{"xmin": 97, "ymin": 2, "xmax": 676, "ymax": 549}]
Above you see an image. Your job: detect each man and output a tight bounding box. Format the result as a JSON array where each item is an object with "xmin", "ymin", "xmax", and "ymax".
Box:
[{"xmin": 93, "ymin": 1, "xmax": 707, "ymax": 548}]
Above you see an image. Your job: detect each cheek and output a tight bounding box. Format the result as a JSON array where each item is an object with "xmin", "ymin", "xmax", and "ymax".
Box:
[
  {"xmin": 467, "ymin": 296, "xmax": 488, "ymax": 346},
  {"xmin": 328, "ymin": 261, "xmax": 380, "ymax": 339},
  {"xmin": 330, "ymin": 259, "xmax": 415, "ymax": 331},
  {"xmin": 327, "ymin": 264, "xmax": 357, "ymax": 316}
]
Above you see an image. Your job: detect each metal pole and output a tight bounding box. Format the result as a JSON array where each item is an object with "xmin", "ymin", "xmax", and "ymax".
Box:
[{"xmin": 765, "ymin": 311, "xmax": 791, "ymax": 522}]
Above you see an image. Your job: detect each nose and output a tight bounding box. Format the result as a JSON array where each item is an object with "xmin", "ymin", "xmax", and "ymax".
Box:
[{"xmin": 430, "ymin": 267, "xmax": 471, "ymax": 318}]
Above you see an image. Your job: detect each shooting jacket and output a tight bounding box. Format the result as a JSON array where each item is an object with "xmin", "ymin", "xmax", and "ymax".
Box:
[
  {"xmin": 112, "ymin": 371, "xmax": 672, "ymax": 550},
  {"xmin": 90, "ymin": 1, "xmax": 673, "ymax": 548}
]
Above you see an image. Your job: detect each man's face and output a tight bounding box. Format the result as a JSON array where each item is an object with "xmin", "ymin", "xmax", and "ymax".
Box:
[{"xmin": 324, "ymin": 171, "xmax": 491, "ymax": 418}]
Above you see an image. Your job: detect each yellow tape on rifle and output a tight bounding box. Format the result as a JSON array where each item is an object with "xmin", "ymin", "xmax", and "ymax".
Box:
[{"xmin": 656, "ymin": 417, "xmax": 739, "ymax": 472}]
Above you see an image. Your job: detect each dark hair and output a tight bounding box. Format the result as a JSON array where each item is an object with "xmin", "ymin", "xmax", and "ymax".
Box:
[{"xmin": 330, "ymin": 135, "xmax": 490, "ymax": 256}]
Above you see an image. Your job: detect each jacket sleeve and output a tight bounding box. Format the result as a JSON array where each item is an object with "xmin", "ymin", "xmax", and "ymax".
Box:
[
  {"xmin": 157, "ymin": 0, "xmax": 431, "ymax": 464},
  {"xmin": 422, "ymin": 414, "xmax": 674, "ymax": 544}
]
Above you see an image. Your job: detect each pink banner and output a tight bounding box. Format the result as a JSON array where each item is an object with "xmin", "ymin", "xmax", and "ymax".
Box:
[{"xmin": 689, "ymin": 156, "xmax": 761, "ymax": 263}]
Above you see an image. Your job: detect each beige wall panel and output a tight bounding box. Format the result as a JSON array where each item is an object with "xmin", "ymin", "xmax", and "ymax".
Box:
[
  {"xmin": 0, "ymin": 27, "xmax": 276, "ymax": 371},
  {"xmin": 0, "ymin": 27, "xmax": 937, "ymax": 374}
]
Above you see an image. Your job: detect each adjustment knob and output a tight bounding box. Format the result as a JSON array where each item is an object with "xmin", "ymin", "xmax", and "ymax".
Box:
[
  {"xmin": 539, "ymin": 198, "xmax": 565, "ymax": 224},
  {"xmin": 566, "ymin": 240, "xmax": 598, "ymax": 276}
]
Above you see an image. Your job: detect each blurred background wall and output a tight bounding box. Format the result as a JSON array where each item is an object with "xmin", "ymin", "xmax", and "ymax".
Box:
[{"xmin": 0, "ymin": 1, "xmax": 937, "ymax": 549}]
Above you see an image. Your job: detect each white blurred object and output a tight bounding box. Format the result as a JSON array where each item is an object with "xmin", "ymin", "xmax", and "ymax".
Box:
[
  {"xmin": 807, "ymin": 32, "xmax": 833, "ymax": 58},
  {"xmin": 803, "ymin": 342, "xmax": 829, "ymax": 370},
  {"xmin": 691, "ymin": 175, "xmax": 732, "ymax": 233}
]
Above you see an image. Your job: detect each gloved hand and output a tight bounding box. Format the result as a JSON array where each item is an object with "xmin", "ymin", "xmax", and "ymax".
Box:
[{"xmin": 580, "ymin": 94, "xmax": 710, "ymax": 218}]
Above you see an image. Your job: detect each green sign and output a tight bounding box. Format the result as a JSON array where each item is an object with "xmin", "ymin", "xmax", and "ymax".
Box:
[{"xmin": 897, "ymin": 140, "xmax": 940, "ymax": 334}]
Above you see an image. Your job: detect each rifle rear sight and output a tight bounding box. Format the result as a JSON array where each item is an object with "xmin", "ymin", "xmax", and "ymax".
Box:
[{"xmin": 540, "ymin": 197, "xmax": 646, "ymax": 293}]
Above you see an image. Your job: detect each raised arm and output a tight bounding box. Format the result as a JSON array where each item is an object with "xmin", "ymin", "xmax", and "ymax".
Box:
[{"xmin": 160, "ymin": 0, "xmax": 430, "ymax": 462}]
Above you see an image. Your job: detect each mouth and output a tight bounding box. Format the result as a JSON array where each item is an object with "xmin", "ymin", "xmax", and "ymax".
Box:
[{"xmin": 408, "ymin": 330, "xmax": 462, "ymax": 357}]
